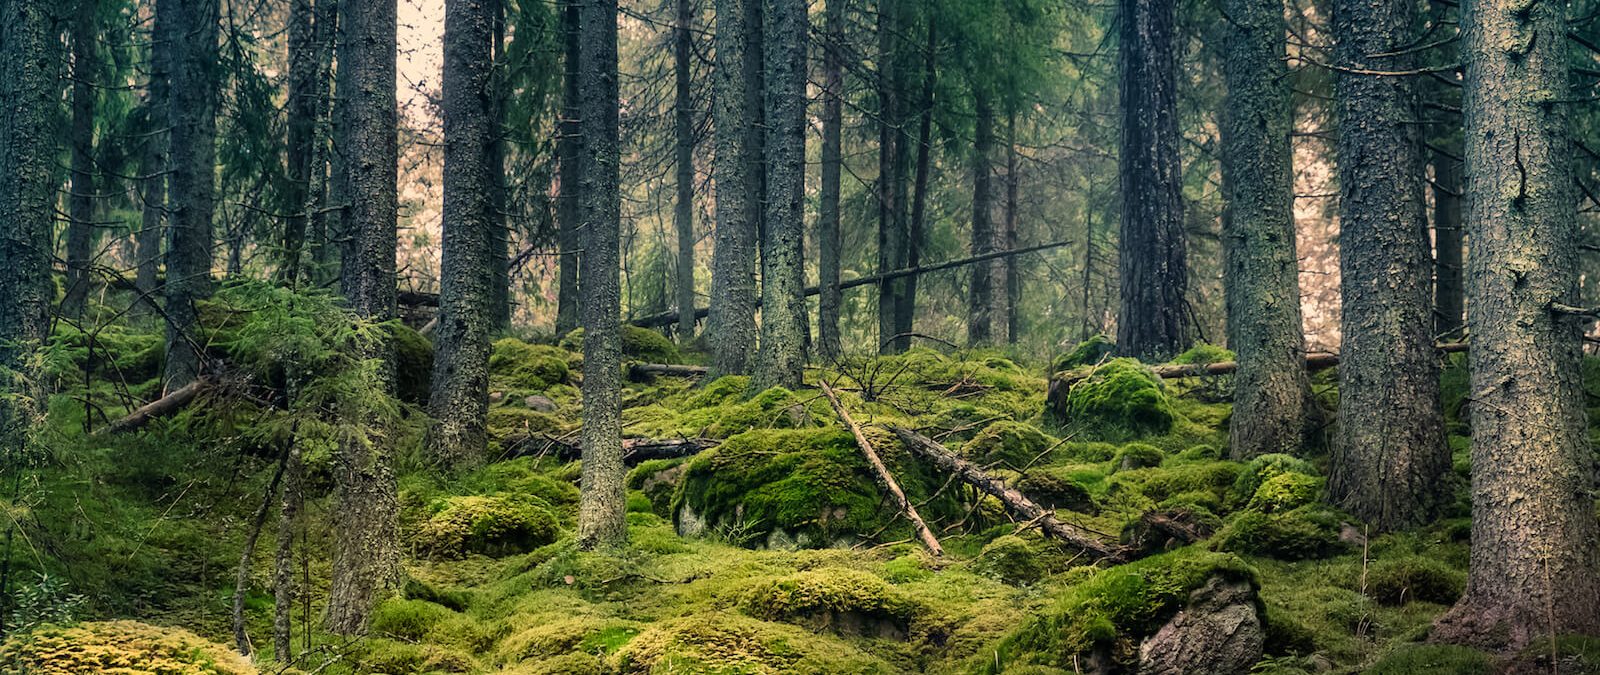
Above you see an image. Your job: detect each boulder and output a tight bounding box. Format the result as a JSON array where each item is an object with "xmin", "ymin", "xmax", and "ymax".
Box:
[
  {"xmin": 524, "ymin": 394, "xmax": 558, "ymax": 412},
  {"xmin": 1137, "ymin": 575, "xmax": 1265, "ymax": 675}
]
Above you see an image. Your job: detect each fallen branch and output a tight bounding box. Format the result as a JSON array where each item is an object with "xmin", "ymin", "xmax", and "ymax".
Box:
[
  {"xmin": 820, "ymin": 381, "xmax": 944, "ymax": 557},
  {"xmin": 887, "ymin": 424, "xmax": 1124, "ymax": 562},
  {"xmin": 100, "ymin": 379, "xmax": 210, "ymax": 434},
  {"xmin": 511, "ymin": 435, "xmax": 720, "ymax": 463},
  {"xmin": 628, "ymin": 363, "xmax": 709, "ymax": 380}
]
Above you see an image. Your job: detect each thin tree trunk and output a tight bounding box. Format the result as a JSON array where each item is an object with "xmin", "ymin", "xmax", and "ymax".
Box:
[
  {"xmin": 1116, "ymin": 0, "xmax": 1189, "ymax": 360},
  {"xmin": 899, "ymin": 20, "xmax": 936, "ymax": 350},
  {"xmin": 968, "ymin": 92, "xmax": 996, "ymax": 345},
  {"xmin": 325, "ymin": 0, "xmax": 402, "ymax": 633},
  {"xmin": 754, "ymin": 0, "xmax": 808, "ymax": 390},
  {"xmin": 233, "ymin": 453, "xmax": 287, "ymax": 655},
  {"xmin": 1431, "ymin": 147, "xmax": 1464, "ymax": 338},
  {"xmin": 554, "ymin": 0, "xmax": 583, "ymax": 337},
  {"xmin": 1327, "ymin": 0, "xmax": 1449, "ymax": 529},
  {"xmin": 820, "ymin": 382, "xmax": 942, "ymax": 556},
  {"xmin": 135, "ymin": 0, "xmax": 175, "ymax": 321},
  {"xmin": 163, "ymin": 0, "xmax": 221, "ymax": 392},
  {"xmin": 707, "ymin": 0, "xmax": 759, "ymax": 376},
  {"xmin": 876, "ymin": 0, "xmax": 904, "ymax": 354},
  {"xmin": 673, "ymin": 0, "xmax": 697, "ymax": 341},
  {"xmin": 1219, "ymin": 0, "xmax": 1309, "ymax": 459},
  {"xmin": 272, "ymin": 443, "xmax": 302, "ymax": 663},
  {"xmin": 575, "ymin": 0, "xmax": 626, "ymax": 550},
  {"xmin": 487, "ymin": 0, "xmax": 511, "ymax": 332},
  {"xmin": 817, "ymin": 0, "xmax": 845, "ymax": 360},
  {"xmin": 281, "ymin": 0, "xmax": 317, "ymax": 285},
  {"xmin": 306, "ymin": 0, "xmax": 339, "ymax": 286},
  {"xmin": 1003, "ymin": 110, "xmax": 1021, "ymax": 344},
  {"xmin": 428, "ymin": 0, "xmax": 497, "ymax": 469},
  {"xmin": 1433, "ymin": 0, "xmax": 1600, "ymax": 648},
  {"xmin": 62, "ymin": 5, "xmax": 98, "ymax": 321}
]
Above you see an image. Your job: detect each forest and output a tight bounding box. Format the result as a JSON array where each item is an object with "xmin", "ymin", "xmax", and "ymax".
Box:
[{"xmin": 4, "ymin": 0, "xmax": 1600, "ymax": 670}]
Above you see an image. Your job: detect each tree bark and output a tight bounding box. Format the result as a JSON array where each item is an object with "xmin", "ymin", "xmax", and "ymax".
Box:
[
  {"xmin": 325, "ymin": 0, "xmax": 402, "ymax": 633},
  {"xmin": 817, "ymin": 0, "xmax": 845, "ymax": 360},
  {"xmin": 1116, "ymin": 0, "xmax": 1189, "ymax": 360},
  {"xmin": 1431, "ymin": 146, "xmax": 1464, "ymax": 338},
  {"xmin": 486, "ymin": 0, "xmax": 511, "ymax": 333},
  {"xmin": 272, "ymin": 443, "xmax": 302, "ymax": 663},
  {"xmin": 280, "ymin": 0, "xmax": 317, "ymax": 285},
  {"xmin": 575, "ymin": 0, "xmax": 626, "ymax": 550},
  {"xmin": 707, "ymin": 0, "xmax": 760, "ymax": 376},
  {"xmin": 306, "ymin": 0, "xmax": 339, "ymax": 286},
  {"xmin": 1432, "ymin": 0, "xmax": 1600, "ymax": 648},
  {"xmin": 62, "ymin": 4, "xmax": 98, "ymax": 321},
  {"xmin": 1218, "ymin": 0, "xmax": 1309, "ymax": 459},
  {"xmin": 163, "ymin": 0, "xmax": 221, "ymax": 392},
  {"xmin": 968, "ymin": 92, "xmax": 996, "ymax": 346},
  {"xmin": 554, "ymin": 0, "xmax": 583, "ymax": 338},
  {"xmin": 1327, "ymin": 0, "xmax": 1449, "ymax": 529},
  {"xmin": 100, "ymin": 378, "xmax": 209, "ymax": 434},
  {"xmin": 1002, "ymin": 109, "xmax": 1021, "ymax": 344},
  {"xmin": 899, "ymin": 20, "xmax": 936, "ymax": 350},
  {"xmin": 428, "ymin": 0, "xmax": 497, "ymax": 469},
  {"xmin": 135, "ymin": 0, "xmax": 176, "ymax": 321},
  {"xmin": 673, "ymin": 0, "xmax": 697, "ymax": 341},
  {"xmin": 753, "ymin": 0, "xmax": 808, "ymax": 390},
  {"xmin": 876, "ymin": 0, "xmax": 906, "ymax": 354}
]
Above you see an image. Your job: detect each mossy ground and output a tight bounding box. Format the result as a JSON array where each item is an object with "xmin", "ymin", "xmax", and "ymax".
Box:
[{"xmin": 18, "ymin": 323, "xmax": 1571, "ymax": 674}]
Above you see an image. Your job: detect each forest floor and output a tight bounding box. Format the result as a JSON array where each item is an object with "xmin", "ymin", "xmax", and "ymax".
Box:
[{"xmin": 5, "ymin": 295, "xmax": 1600, "ymax": 674}]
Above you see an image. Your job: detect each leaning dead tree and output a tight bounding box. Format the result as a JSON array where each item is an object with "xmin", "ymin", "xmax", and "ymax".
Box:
[
  {"xmin": 820, "ymin": 381, "xmax": 944, "ymax": 557},
  {"xmin": 100, "ymin": 378, "xmax": 211, "ymax": 434}
]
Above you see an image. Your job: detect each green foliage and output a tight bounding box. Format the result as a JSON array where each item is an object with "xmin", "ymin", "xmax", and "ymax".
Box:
[
  {"xmin": 1247, "ymin": 473, "xmax": 1323, "ymax": 514},
  {"xmin": 560, "ymin": 326, "xmax": 681, "ymax": 363},
  {"xmin": 412, "ymin": 494, "xmax": 560, "ymax": 558},
  {"xmin": 1213, "ymin": 507, "xmax": 1345, "ymax": 560},
  {"xmin": 961, "ymin": 420, "xmax": 1055, "ymax": 466},
  {"xmin": 0, "ymin": 620, "xmax": 257, "ymax": 674},
  {"xmin": 1169, "ymin": 342, "xmax": 1235, "ymax": 365},
  {"xmin": 491, "ymin": 337, "xmax": 573, "ymax": 390},
  {"xmin": 1363, "ymin": 556, "xmax": 1464, "ymax": 605},
  {"xmin": 1054, "ymin": 358, "xmax": 1176, "ymax": 434},
  {"xmin": 1113, "ymin": 442, "xmax": 1164, "ymax": 471},
  {"xmin": 1052, "ymin": 335, "xmax": 1116, "ymax": 372},
  {"xmin": 1231, "ymin": 453, "xmax": 1317, "ymax": 506},
  {"xmin": 1365, "ymin": 644, "xmax": 1494, "ymax": 674}
]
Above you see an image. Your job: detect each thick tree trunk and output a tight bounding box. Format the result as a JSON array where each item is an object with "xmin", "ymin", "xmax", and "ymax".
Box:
[
  {"xmin": 968, "ymin": 92, "xmax": 996, "ymax": 346},
  {"xmin": 899, "ymin": 21, "xmax": 936, "ymax": 349},
  {"xmin": 876, "ymin": 0, "xmax": 905, "ymax": 354},
  {"xmin": 753, "ymin": 0, "xmax": 808, "ymax": 390},
  {"xmin": 1002, "ymin": 110, "xmax": 1020, "ymax": 344},
  {"xmin": 1431, "ymin": 147, "xmax": 1464, "ymax": 338},
  {"xmin": 62, "ymin": 6, "xmax": 98, "ymax": 321},
  {"xmin": 1433, "ymin": 0, "xmax": 1600, "ymax": 648},
  {"xmin": 707, "ymin": 0, "xmax": 759, "ymax": 376},
  {"xmin": 575, "ymin": 0, "xmax": 626, "ymax": 550},
  {"xmin": 0, "ymin": 0, "xmax": 60, "ymax": 453},
  {"xmin": 673, "ymin": 0, "xmax": 697, "ymax": 341},
  {"xmin": 1115, "ymin": 0, "xmax": 1189, "ymax": 360},
  {"xmin": 1219, "ymin": 0, "xmax": 1309, "ymax": 459},
  {"xmin": 1327, "ymin": 0, "xmax": 1449, "ymax": 529},
  {"xmin": 428, "ymin": 0, "xmax": 497, "ymax": 469},
  {"xmin": 325, "ymin": 0, "xmax": 402, "ymax": 634},
  {"xmin": 554, "ymin": 0, "xmax": 583, "ymax": 337},
  {"xmin": 817, "ymin": 0, "xmax": 845, "ymax": 360},
  {"xmin": 163, "ymin": 0, "xmax": 220, "ymax": 391}
]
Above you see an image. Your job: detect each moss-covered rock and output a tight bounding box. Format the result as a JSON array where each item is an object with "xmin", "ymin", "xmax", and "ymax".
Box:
[
  {"xmin": 1246, "ymin": 473, "xmax": 1322, "ymax": 514},
  {"xmin": 412, "ymin": 494, "xmax": 560, "ymax": 558},
  {"xmin": 1113, "ymin": 443, "xmax": 1164, "ymax": 472},
  {"xmin": 392, "ymin": 322, "xmax": 435, "ymax": 405},
  {"xmin": 613, "ymin": 611, "xmax": 898, "ymax": 674},
  {"xmin": 1212, "ymin": 506, "xmax": 1344, "ymax": 560},
  {"xmin": 1230, "ymin": 453, "xmax": 1316, "ymax": 507},
  {"xmin": 962, "ymin": 420, "xmax": 1054, "ymax": 466},
  {"xmin": 0, "ymin": 620, "xmax": 256, "ymax": 674},
  {"xmin": 560, "ymin": 326, "xmax": 681, "ymax": 364},
  {"xmin": 738, "ymin": 568, "xmax": 917, "ymax": 638},
  {"xmin": 1014, "ymin": 469, "xmax": 1098, "ymax": 514},
  {"xmin": 490, "ymin": 338, "xmax": 572, "ymax": 391},
  {"xmin": 1363, "ymin": 556, "xmax": 1464, "ymax": 605},
  {"xmin": 625, "ymin": 458, "xmax": 688, "ymax": 518},
  {"xmin": 1052, "ymin": 358, "xmax": 1176, "ymax": 434},
  {"xmin": 1170, "ymin": 342, "xmax": 1235, "ymax": 365},
  {"xmin": 1052, "ymin": 335, "xmax": 1117, "ymax": 372},
  {"xmin": 970, "ymin": 534, "xmax": 1075, "ymax": 586}
]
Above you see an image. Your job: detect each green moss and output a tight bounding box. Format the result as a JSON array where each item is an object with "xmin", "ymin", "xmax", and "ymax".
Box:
[
  {"xmin": 970, "ymin": 535, "xmax": 1074, "ymax": 586},
  {"xmin": 612, "ymin": 611, "xmax": 898, "ymax": 674},
  {"xmin": 412, "ymin": 494, "xmax": 560, "ymax": 558},
  {"xmin": 500, "ymin": 616, "xmax": 643, "ymax": 661},
  {"xmin": 1113, "ymin": 461, "xmax": 1242, "ymax": 505},
  {"xmin": 983, "ymin": 547, "xmax": 1257, "ymax": 671},
  {"xmin": 738, "ymin": 567, "xmax": 918, "ymax": 634},
  {"xmin": 1363, "ymin": 556, "xmax": 1463, "ymax": 605},
  {"xmin": 404, "ymin": 577, "xmax": 471, "ymax": 612},
  {"xmin": 961, "ymin": 420, "xmax": 1055, "ymax": 466},
  {"xmin": 391, "ymin": 322, "xmax": 435, "ymax": 405},
  {"xmin": 625, "ymin": 458, "xmax": 688, "ymax": 518},
  {"xmin": 1247, "ymin": 473, "xmax": 1322, "ymax": 514},
  {"xmin": 684, "ymin": 375, "xmax": 751, "ymax": 408},
  {"xmin": 704, "ymin": 386, "xmax": 826, "ymax": 437},
  {"xmin": 1169, "ymin": 342, "xmax": 1235, "ymax": 365},
  {"xmin": 1113, "ymin": 443, "xmax": 1164, "ymax": 472},
  {"xmin": 488, "ymin": 407, "xmax": 564, "ymax": 440},
  {"xmin": 560, "ymin": 326, "xmax": 682, "ymax": 363},
  {"xmin": 371, "ymin": 597, "xmax": 455, "ymax": 640},
  {"xmin": 1231, "ymin": 453, "xmax": 1316, "ymax": 506},
  {"xmin": 1213, "ymin": 506, "xmax": 1344, "ymax": 560},
  {"xmin": 1366, "ymin": 644, "xmax": 1493, "ymax": 674},
  {"xmin": 1054, "ymin": 358, "xmax": 1176, "ymax": 435},
  {"xmin": 491, "ymin": 338, "xmax": 573, "ymax": 390},
  {"xmin": 1176, "ymin": 444, "xmax": 1222, "ymax": 462},
  {"xmin": 1261, "ymin": 604, "xmax": 1317, "ymax": 656},
  {"xmin": 1052, "ymin": 335, "xmax": 1116, "ymax": 372},
  {"xmin": 358, "ymin": 638, "xmax": 476, "ymax": 674},
  {"xmin": 1060, "ymin": 441, "xmax": 1119, "ymax": 462},
  {"xmin": 0, "ymin": 620, "xmax": 257, "ymax": 674},
  {"xmin": 1014, "ymin": 469, "xmax": 1098, "ymax": 514}
]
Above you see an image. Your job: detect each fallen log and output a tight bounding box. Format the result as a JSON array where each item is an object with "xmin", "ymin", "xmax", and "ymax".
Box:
[
  {"xmin": 820, "ymin": 381, "xmax": 943, "ymax": 557},
  {"xmin": 100, "ymin": 379, "xmax": 210, "ymax": 434},
  {"xmin": 631, "ymin": 240, "xmax": 1073, "ymax": 328},
  {"xmin": 510, "ymin": 435, "xmax": 720, "ymax": 463},
  {"xmin": 628, "ymin": 363, "xmax": 709, "ymax": 380},
  {"xmin": 887, "ymin": 424, "xmax": 1125, "ymax": 562}
]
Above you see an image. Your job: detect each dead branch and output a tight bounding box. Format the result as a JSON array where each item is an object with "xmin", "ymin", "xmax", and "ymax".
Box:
[{"xmin": 819, "ymin": 380, "xmax": 944, "ymax": 557}]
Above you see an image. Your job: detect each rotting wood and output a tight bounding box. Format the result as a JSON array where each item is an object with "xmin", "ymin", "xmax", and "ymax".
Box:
[
  {"xmin": 100, "ymin": 378, "xmax": 210, "ymax": 434},
  {"xmin": 819, "ymin": 380, "xmax": 945, "ymax": 557}
]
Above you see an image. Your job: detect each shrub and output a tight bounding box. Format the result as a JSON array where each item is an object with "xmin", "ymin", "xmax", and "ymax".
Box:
[
  {"xmin": 1230, "ymin": 453, "xmax": 1316, "ymax": 506},
  {"xmin": 1363, "ymin": 556, "xmax": 1464, "ymax": 605},
  {"xmin": 412, "ymin": 494, "xmax": 560, "ymax": 558},
  {"xmin": 1247, "ymin": 473, "xmax": 1322, "ymax": 514},
  {"xmin": 1054, "ymin": 358, "xmax": 1176, "ymax": 434},
  {"xmin": 1113, "ymin": 443, "xmax": 1164, "ymax": 472},
  {"xmin": 490, "ymin": 338, "xmax": 572, "ymax": 391},
  {"xmin": 0, "ymin": 620, "xmax": 256, "ymax": 674},
  {"xmin": 962, "ymin": 420, "xmax": 1055, "ymax": 466},
  {"xmin": 1212, "ymin": 506, "xmax": 1344, "ymax": 560}
]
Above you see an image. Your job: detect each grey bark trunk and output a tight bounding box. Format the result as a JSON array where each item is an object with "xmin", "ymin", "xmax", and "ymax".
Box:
[
  {"xmin": 427, "ymin": 0, "xmax": 497, "ymax": 469},
  {"xmin": 968, "ymin": 93, "xmax": 996, "ymax": 346},
  {"xmin": 876, "ymin": 0, "xmax": 905, "ymax": 354},
  {"xmin": 135, "ymin": 0, "xmax": 175, "ymax": 321},
  {"xmin": 272, "ymin": 444, "xmax": 302, "ymax": 663},
  {"xmin": 1219, "ymin": 0, "xmax": 1310, "ymax": 459},
  {"xmin": 900, "ymin": 20, "xmax": 935, "ymax": 349},
  {"xmin": 753, "ymin": 0, "xmax": 807, "ymax": 390},
  {"xmin": 673, "ymin": 0, "xmax": 697, "ymax": 341},
  {"xmin": 706, "ymin": 0, "xmax": 759, "ymax": 376},
  {"xmin": 280, "ymin": 0, "xmax": 317, "ymax": 285},
  {"xmin": 487, "ymin": 0, "xmax": 511, "ymax": 333},
  {"xmin": 62, "ymin": 6, "xmax": 98, "ymax": 321},
  {"xmin": 817, "ymin": 0, "xmax": 844, "ymax": 359},
  {"xmin": 325, "ymin": 0, "xmax": 402, "ymax": 633},
  {"xmin": 1002, "ymin": 110, "xmax": 1020, "ymax": 344},
  {"xmin": 575, "ymin": 0, "xmax": 626, "ymax": 550},
  {"xmin": 555, "ymin": 0, "xmax": 582, "ymax": 337},
  {"xmin": 1326, "ymin": 0, "xmax": 1450, "ymax": 529},
  {"xmin": 1433, "ymin": 0, "xmax": 1600, "ymax": 648},
  {"xmin": 163, "ymin": 0, "xmax": 220, "ymax": 391},
  {"xmin": 306, "ymin": 0, "xmax": 339, "ymax": 286},
  {"xmin": 1115, "ymin": 0, "xmax": 1189, "ymax": 360},
  {"xmin": 1431, "ymin": 147, "xmax": 1464, "ymax": 338}
]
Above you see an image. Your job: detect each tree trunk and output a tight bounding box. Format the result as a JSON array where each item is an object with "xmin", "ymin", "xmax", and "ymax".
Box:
[
  {"xmin": 0, "ymin": 0, "xmax": 60, "ymax": 455},
  {"xmin": 272, "ymin": 443, "xmax": 302, "ymax": 663},
  {"xmin": 487, "ymin": 0, "xmax": 511, "ymax": 332},
  {"xmin": 1326, "ymin": 0, "xmax": 1449, "ymax": 529},
  {"xmin": 554, "ymin": 0, "xmax": 583, "ymax": 338},
  {"xmin": 968, "ymin": 92, "xmax": 996, "ymax": 346},
  {"xmin": 817, "ymin": 0, "xmax": 845, "ymax": 360},
  {"xmin": 673, "ymin": 0, "xmax": 697, "ymax": 341},
  {"xmin": 1218, "ymin": 0, "xmax": 1309, "ymax": 459},
  {"xmin": 325, "ymin": 0, "xmax": 402, "ymax": 633},
  {"xmin": 233, "ymin": 453, "xmax": 286, "ymax": 655},
  {"xmin": 163, "ymin": 0, "xmax": 220, "ymax": 391},
  {"xmin": 707, "ymin": 0, "xmax": 759, "ymax": 376},
  {"xmin": 575, "ymin": 0, "xmax": 626, "ymax": 550},
  {"xmin": 1115, "ymin": 0, "xmax": 1189, "ymax": 360},
  {"xmin": 753, "ymin": 0, "xmax": 808, "ymax": 390},
  {"xmin": 135, "ymin": 0, "xmax": 176, "ymax": 321},
  {"xmin": 876, "ymin": 0, "xmax": 905, "ymax": 354},
  {"xmin": 281, "ymin": 0, "xmax": 317, "ymax": 285},
  {"xmin": 899, "ymin": 20, "xmax": 935, "ymax": 349},
  {"xmin": 428, "ymin": 0, "xmax": 497, "ymax": 469},
  {"xmin": 1431, "ymin": 146, "xmax": 1464, "ymax": 338},
  {"xmin": 1002, "ymin": 109, "xmax": 1020, "ymax": 344},
  {"xmin": 306, "ymin": 0, "xmax": 339, "ymax": 286},
  {"xmin": 62, "ymin": 5, "xmax": 98, "ymax": 321},
  {"xmin": 1433, "ymin": 0, "xmax": 1600, "ymax": 648}
]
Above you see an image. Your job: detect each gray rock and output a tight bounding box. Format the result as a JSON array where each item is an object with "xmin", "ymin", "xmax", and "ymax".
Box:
[
  {"xmin": 677, "ymin": 503, "xmax": 706, "ymax": 538},
  {"xmin": 524, "ymin": 395, "xmax": 558, "ymax": 412},
  {"xmin": 1137, "ymin": 575, "xmax": 1264, "ymax": 675}
]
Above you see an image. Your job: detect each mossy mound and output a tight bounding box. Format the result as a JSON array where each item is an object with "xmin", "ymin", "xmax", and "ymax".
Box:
[
  {"xmin": 371, "ymin": 597, "xmax": 457, "ymax": 640},
  {"xmin": 738, "ymin": 567, "xmax": 918, "ymax": 638},
  {"xmin": 560, "ymin": 326, "xmax": 681, "ymax": 364},
  {"xmin": 1169, "ymin": 342, "xmax": 1235, "ymax": 365},
  {"xmin": 357, "ymin": 638, "xmax": 477, "ymax": 674},
  {"xmin": 1230, "ymin": 453, "xmax": 1316, "ymax": 506},
  {"xmin": 962, "ymin": 420, "xmax": 1055, "ymax": 466},
  {"xmin": 612, "ymin": 611, "xmax": 897, "ymax": 674},
  {"xmin": 970, "ymin": 534, "xmax": 1076, "ymax": 586},
  {"xmin": 1213, "ymin": 506, "xmax": 1344, "ymax": 560},
  {"xmin": 1111, "ymin": 461, "xmax": 1242, "ymax": 507},
  {"xmin": 1052, "ymin": 335, "xmax": 1117, "ymax": 371},
  {"xmin": 491, "ymin": 338, "xmax": 573, "ymax": 390},
  {"xmin": 1014, "ymin": 469, "xmax": 1098, "ymax": 514},
  {"xmin": 499, "ymin": 616, "xmax": 643, "ymax": 662},
  {"xmin": 0, "ymin": 620, "xmax": 256, "ymax": 674},
  {"xmin": 1113, "ymin": 443, "xmax": 1164, "ymax": 472},
  {"xmin": 1363, "ymin": 556, "xmax": 1464, "ymax": 605},
  {"xmin": 1247, "ymin": 472, "xmax": 1322, "ymax": 514},
  {"xmin": 1052, "ymin": 358, "xmax": 1176, "ymax": 435},
  {"xmin": 391, "ymin": 322, "xmax": 435, "ymax": 405},
  {"xmin": 412, "ymin": 494, "xmax": 560, "ymax": 558},
  {"xmin": 983, "ymin": 547, "xmax": 1257, "ymax": 671},
  {"xmin": 1366, "ymin": 644, "xmax": 1494, "ymax": 674},
  {"xmin": 626, "ymin": 458, "xmax": 689, "ymax": 518}
]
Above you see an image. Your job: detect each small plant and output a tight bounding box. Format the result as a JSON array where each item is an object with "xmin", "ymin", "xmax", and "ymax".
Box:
[
  {"xmin": 712, "ymin": 516, "xmax": 766, "ymax": 548},
  {"xmin": 6, "ymin": 573, "xmax": 84, "ymax": 636}
]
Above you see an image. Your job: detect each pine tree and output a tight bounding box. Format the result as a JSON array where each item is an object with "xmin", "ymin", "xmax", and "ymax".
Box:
[
  {"xmin": 816, "ymin": 0, "xmax": 845, "ymax": 359},
  {"xmin": 280, "ymin": 0, "xmax": 318, "ymax": 284},
  {"xmin": 554, "ymin": 0, "xmax": 583, "ymax": 338},
  {"xmin": 968, "ymin": 91, "xmax": 996, "ymax": 345},
  {"xmin": 163, "ymin": 0, "xmax": 221, "ymax": 391},
  {"xmin": 62, "ymin": 3, "xmax": 99, "ymax": 320},
  {"xmin": 753, "ymin": 0, "xmax": 807, "ymax": 389},
  {"xmin": 673, "ymin": 0, "xmax": 698, "ymax": 342},
  {"xmin": 707, "ymin": 0, "xmax": 760, "ymax": 375}
]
